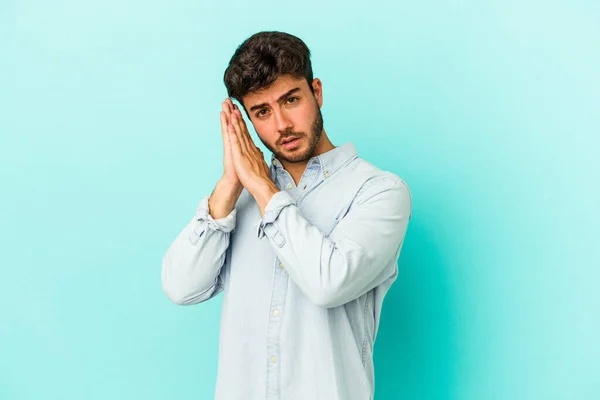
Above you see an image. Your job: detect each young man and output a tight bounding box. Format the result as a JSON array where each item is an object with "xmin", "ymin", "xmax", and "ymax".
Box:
[{"xmin": 162, "ymin": 31, "xmax": 412, "ymax": 400}]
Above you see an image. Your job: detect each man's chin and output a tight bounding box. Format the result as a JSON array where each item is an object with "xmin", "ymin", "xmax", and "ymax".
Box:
[{"xmin": 276, "ymin": 148, "xmax": 312, "ymax": 163}]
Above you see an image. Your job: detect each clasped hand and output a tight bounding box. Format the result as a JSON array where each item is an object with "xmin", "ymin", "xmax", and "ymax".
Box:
[{"xmin": 220, "ymin": 99, "xmax": 279, "ymax": 214}]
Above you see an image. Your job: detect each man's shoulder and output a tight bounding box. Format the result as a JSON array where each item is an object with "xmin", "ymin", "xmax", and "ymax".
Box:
[
  {"xmin": 346, "ymin": 157, "xmax": 412, "ymax": 217},
  {"xmin": 345, "ymin": 156, "xmax": 409, "ymax": 190}
]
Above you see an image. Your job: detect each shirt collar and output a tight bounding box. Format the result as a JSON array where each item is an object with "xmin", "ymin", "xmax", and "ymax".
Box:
[{"xmin": 271, "ymin": 142, "xmax": 358, "ymax": 178}]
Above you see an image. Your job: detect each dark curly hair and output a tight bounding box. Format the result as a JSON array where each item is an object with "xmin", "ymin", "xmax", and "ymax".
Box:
[{"xmin": 223, "ymin": 31, "xmax": 314, "ymax": 114}]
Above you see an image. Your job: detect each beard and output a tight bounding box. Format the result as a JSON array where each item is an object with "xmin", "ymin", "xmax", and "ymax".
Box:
[{"xmin": 258, "ymin": 101, "xmax": 324, "ymax": 164}]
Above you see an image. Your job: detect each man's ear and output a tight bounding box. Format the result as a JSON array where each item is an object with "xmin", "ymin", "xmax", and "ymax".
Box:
[{"xmin": 311, "ymin": 78, "xmax": 323, "ymax": 108}]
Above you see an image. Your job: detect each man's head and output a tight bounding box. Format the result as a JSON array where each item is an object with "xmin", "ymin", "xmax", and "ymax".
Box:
[{"xmin": 223, "ymin": 31, "xmax": 326, "ymax": 164}]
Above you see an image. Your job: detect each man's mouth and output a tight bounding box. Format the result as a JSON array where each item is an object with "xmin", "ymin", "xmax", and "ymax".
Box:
[
  {"xmin": 281, "ymin": 137, "xmax": 301, "ymax": 149},
  {"xmin": 281, "ymin": 137, "xmax": 298, "ymax": 144}
]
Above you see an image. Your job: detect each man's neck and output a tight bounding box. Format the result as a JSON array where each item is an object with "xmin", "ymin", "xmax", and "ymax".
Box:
[{"xmin": 280, "ymin": 133, "xmax": 335, "ymax": 185}]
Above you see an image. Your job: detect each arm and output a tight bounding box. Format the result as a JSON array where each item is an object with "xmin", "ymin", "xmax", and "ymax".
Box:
[
  {"xmin": 162, "ymin": 98, "xmax": 244, "ymax": 305},
  {"xmin": 257, "ymin": 176, "xmax": 412, "ymax": 308},
  {"xmin": 223, "ymin": 100, "xmax": 412, "ymax": 307},
  {"xmin": 161, "ymin": 179, "xmax": 242, "ymax": 305}
]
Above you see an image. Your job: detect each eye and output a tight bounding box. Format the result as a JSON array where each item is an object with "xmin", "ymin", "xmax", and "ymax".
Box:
[
  {"xmin": 286, "ymin": 97, "xmax": 298, "ymax": 104},
  {"xmin": 256, "ymin": 109, "xmax": 268, "ymax": 118}
]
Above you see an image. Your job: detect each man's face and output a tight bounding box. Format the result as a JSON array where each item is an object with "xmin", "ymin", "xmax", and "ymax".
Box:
[{"xmin": 242, "ymin": 74, "xmax": 324, "ymax": 164}]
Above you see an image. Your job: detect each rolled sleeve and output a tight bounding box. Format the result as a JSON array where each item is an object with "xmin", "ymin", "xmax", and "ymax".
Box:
[
  {"xmin": 189, "ymin": 196, "xmax": 236, "ymax": 245},
  {"xmin": 256, "ymin": 191, "xmax": 296, "ymax": 241}
]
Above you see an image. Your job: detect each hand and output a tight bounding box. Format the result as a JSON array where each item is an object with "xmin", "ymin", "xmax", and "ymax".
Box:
[
  {"xmin": 228, "ymin": 107, "xmax": 279, "ymax": 213},
  {"xmin": 220, "ymin": 99, "xmax": 241, "ymax": 187}
]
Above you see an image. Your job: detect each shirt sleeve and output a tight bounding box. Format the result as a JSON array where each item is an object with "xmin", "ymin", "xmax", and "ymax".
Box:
[
  {"xmin": 161, "ymin": 195, "xmax": 236, "ymax": 305},
  {"xmin": 256, "ymin": 176, "xmax": 412, "ymax": 308}
]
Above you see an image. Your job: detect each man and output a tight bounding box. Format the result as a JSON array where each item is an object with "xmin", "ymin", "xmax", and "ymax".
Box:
[{"xmin": 162, "ymin": 31, "xmax": 412, "ymax": 400}]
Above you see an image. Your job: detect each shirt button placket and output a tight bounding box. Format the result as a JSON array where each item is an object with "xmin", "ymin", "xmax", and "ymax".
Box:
[{"xmin": 266, "ymin": 259, "xmax": 288, "ymax": 399}]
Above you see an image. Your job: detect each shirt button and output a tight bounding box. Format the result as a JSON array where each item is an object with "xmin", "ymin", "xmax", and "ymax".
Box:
[
  {"xmin": 273, "ymin": 309, "xmax": 280, "ymax": 317},
  {"xmin": 324, "ymin": 171, "xmax": 329, "ymax": 178},
  {"xmin": 286, "ymin": 183, "xmax": 293, "ymax": 190},
  {"xmin": 270, "ymin": 355, "xmax": 277, "ymax": 363},
  {"xmin": 279, "ymin": 263, "xmax": 285, "ymax": 269}
]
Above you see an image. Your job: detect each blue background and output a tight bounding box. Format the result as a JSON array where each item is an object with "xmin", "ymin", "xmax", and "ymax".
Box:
[{"xmin": 1, "ymin": 1, "xmax": 598, "ymax": 399}]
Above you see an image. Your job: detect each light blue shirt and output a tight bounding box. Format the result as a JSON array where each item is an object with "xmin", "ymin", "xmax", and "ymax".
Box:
[{"xmin": 162, "ymin": 142, "xmax": 412, "ymax": 399}]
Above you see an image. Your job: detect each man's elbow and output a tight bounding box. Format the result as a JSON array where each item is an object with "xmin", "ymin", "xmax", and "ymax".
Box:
[
  {"xmin": 307, "ymin": 287, "xmax": 350, "ymax": 309},
  {"xmin": 162, "ymin": 281, "xmax": 193, "ymax": 305},
  {"xmin": 161, "ymin": 263, "xmax": 220, "ymax": 306},
  {"xmin": 162, "ymin": 276, "xmax": 192, "ymax": 305},
  {"xmin": 162, "ymin": 279, "xmax": 220, "ymax": 305}
]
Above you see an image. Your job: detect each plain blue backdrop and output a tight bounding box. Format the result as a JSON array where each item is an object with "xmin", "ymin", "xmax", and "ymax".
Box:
[{"xmin": 1, "ymin": 1, "xmax": 599, "ymax": 399}]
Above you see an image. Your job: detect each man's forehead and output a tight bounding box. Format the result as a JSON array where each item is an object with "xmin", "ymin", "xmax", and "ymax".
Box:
[{"xmin": 244, "ymin": 75, "xmax": 306, "ymax": 108}]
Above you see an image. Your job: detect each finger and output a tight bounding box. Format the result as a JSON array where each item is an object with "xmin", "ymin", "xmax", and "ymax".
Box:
[
  {"xmin": 220, "ymin": 111, "xmax": 228, "ymax": 137},
  {"xmin": 231, "ymin": 113, "xmax": 250, "ymax": 155},
  {"xmin": 222, "ymin": 99, "xmax": 233, "ymax": 125},
  {"xmin": 238, "ymin": 115, "xmax": 256, "ymax": 156},
  {"xmin": 222, "ymin": 99, "xmax": 231, "ymax": 116},
  {"xmin": 228, "ymin": 101, "xmax": 246, "ymax": 138},
  {"xmin": 232, "ymin": 109, "xmax": 254, "ymax": 151},
  {"xmin": 220, "ymin": 111, "xmax": 231, "ymax": 150},
  {"xmin": 234, "ymin": 107, "xmax": 248, "ymax": 129},
  {"xmin": 226, "ymin": 98, "xmax": 236, "ymax": 117},
  {"xmin": 228, "ymin": 120, "xmax": 242, "ymax": 158},
  {"xmin": 233, "ymin": 104, "xmax": 248, "ymax": 126},
  {"xmin": 231, "ymin": 105, "xmax": 243, "ymax": 126},
  {"xmin": 232, "ymin": 108, "xmax": 249, "ymax": 136}
]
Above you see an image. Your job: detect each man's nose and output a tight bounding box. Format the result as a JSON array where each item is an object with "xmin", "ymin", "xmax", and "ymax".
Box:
[{"xmin": 274, "ymin": 109, "xmax": 293, "ymax": 132}]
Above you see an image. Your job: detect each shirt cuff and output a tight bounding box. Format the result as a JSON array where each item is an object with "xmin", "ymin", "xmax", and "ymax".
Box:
[
  {"xmin": 195, "ymin": 195, "xmax": 236, "ymax": 233},
  {"xmin": 256, "ymin": 191, "xmax": 296, "ymax": 239}
]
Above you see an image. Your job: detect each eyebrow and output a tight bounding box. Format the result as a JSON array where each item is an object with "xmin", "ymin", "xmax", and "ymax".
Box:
[{"xmin": 249, "ymin": 87, "xmax": 302, "ymax": 112}]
